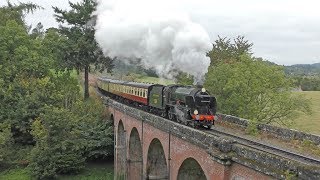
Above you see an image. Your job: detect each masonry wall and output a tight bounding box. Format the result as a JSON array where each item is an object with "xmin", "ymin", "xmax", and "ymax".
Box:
[{"xmin": 110, "ymin": 105, "xmax": 274, "ymax": 180}]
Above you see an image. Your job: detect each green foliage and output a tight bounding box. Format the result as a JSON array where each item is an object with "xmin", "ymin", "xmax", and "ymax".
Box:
[
  {"xmin": 285, "ymin": 63, "xmax": 320, "ymax": 76},
  {"xmin": 285, "ymin": 63, "xmax": 320, "ymax": 91},
  {"xmin": 205, "ymin": 55, "xmax": 311, "ymax": 126},
  {"xmin": 284, "ymin": 169, "xmax": 298, "ymax": 180},
  {"xmin": 0, "ymin": 162, "xmax": 114, "ymax": 180},
  {"xmin": 29, "ymin": 100, "xmax": 113, "ymax": 179},
  {"xmin": 208, "ymin": 36, "xmax": 253, "ymax": 66},
  {"xmin": 0, "ymin": 167, "xmax": 33, "ymax": 180},
  {"xmin": 0, "ymin": 20, "xmax": 56, "ymax": 144},
  {"xmin": 0, "ymin": 2, "xmax": 114, "ymax": 179},
  {"xmin": 0, "ymin": 1, "xmax": 42, "ymax": 27},
  {"xmin": 41, "ymin": 28, "xmax": 69, "ymax": 70},
  {"xmin": 30, "ymin": 22, "xmax": 45, "ymax": 39},
  {"xmin": 0, "ymin": 123, "xmax": 13, "ymax": 168},
  {"xmin": 298, "ymin": 76, "xmax": 320, "ymax": 91},
  {"xmin": 30, "ymin": 107, "xmax": 86, "ymax": 179},
  {"xmin": 71, "ymin": 100, "xmax": 114, "ymax": 160},
  {"xmin": 53, "ymin": 0, "xmax": 113, "ymax": 99},
  {"xmin": 176, "ymin": 72, "xmax": 194, "ymax": 85},
  {"xmin": 246, "ymin": 120, "xmax": 259, "ymax": 136}
]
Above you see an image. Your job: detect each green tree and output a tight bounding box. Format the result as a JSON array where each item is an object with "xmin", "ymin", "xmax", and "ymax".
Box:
[
  {"xmin": 71, "ymin": 99, "xmax": 114, "ymax": 160},
  {"xmin": 30, "ymin": 99, "xmax": 113, "ymax": 179},
  {"xmin": 205, "ymin": 55, "xmax": 311, "ymax": 126},
  {"xmin": 176, "ymin": 72, "xmax": 194, "ymax": 85},
  {"xmin": 0, "ymin": 20, "xmax": 55, "ymax": 144},
  {"xmin": 30, "ymin": 22, "xmax": 45, "ymax": 39},
  {"xmin": 208, "ymin": 36, "xmax": 253, "ymax": 66},
  {"xmin": 30, "ymin": 107, "xmax": 86, "ymax": 179},
  {"xmin": 53, "ymin": 0, "xmax": 113, "ymax": 99},
  {"xmin": 0, "ymin": 1, "xmax": 41, "ymax": 27},
  {"xmin": 0, "ymin": 122, "xmax": 13, "ymax": 168}
]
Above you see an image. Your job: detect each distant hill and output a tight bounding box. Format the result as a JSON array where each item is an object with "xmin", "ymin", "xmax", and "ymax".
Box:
[{"xmin": 284, "ymin": 63, "xmax": 320, "ymax": 76}]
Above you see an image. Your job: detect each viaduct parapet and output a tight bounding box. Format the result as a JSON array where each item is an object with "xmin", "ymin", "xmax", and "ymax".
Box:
[{"xmin": 103, "ymin": 97, "xmax": 320, "ymax": 180}]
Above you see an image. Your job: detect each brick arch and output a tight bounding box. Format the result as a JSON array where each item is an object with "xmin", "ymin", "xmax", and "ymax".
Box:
[
  {"xmin": 177, "ymin": 157, "xmax": 206, "ymax": 180},
  {"xmin": 128, "ymin": 127, "xmax": 143, "ymax": 180},
  {"xmin": 116, "ymin": 120, "xmax": 126, "ymax": 179},
  {"xmin": 146, "ymin": 138, "xmax": 168, "ymax": 179}
]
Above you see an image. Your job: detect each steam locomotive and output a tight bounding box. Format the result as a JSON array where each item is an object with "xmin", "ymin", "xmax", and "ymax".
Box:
[{"xmin": 97, "ymin": 78, "xmax": 217, "ymax": 129}]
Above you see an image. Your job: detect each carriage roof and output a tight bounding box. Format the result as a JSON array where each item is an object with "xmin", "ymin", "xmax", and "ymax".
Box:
[{"xmin": 98, "ymin": 77, "xmax": 162, "ymax": 89}]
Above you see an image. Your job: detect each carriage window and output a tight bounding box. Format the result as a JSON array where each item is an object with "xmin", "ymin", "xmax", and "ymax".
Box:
[
  {"xmin": 142, "ymin": 91, "xmax": 145, "ymax": 98},
  {"xmin": 145, "ymin": 90, "xmax": 148, "ymax": 98}
]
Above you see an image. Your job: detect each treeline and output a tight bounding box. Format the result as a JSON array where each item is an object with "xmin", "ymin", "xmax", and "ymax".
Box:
[
  {"xmin": 293, "ymin": 76, "xmax": 320, "ymax": 91},
  {"xmin": 0, "ymin": 1, "xmax": 113, "ymax": 179},
  {"xmin": 285, "ymin": 63, "xmax": 320, "ymax": 76},
  {"xmin": 284, "ymin": 63, "xmax": 320, "ymax": 91}
]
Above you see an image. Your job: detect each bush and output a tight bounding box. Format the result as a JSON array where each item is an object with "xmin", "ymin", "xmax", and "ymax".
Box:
[
  {"xmin": 0, "ymin": 122, "xmax": 13, "ymax": 169},
  {"xmin": 29, "ymin": 99, "xmax": 113, "ymax": 179},
  {"xmin": 29, "ymin": 107, "xmax": 85, "ymax": 179},
  {"xmin": 71, "ymin": 99, "xmax": 114, "ymax": 160}
]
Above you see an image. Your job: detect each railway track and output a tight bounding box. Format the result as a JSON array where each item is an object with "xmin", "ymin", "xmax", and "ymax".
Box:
[
  {"xmin": 204, "ymin": 127, "xmax": 320, "ymax": 166},
  {"xmin": 98, "ymin": 89, "xmax": 320, "ymax": 166}
]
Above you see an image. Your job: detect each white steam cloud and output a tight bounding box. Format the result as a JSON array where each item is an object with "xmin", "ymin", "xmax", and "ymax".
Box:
[{"xmin": 95, "ymin": 0, "xmax": 212, "ymax": 84}]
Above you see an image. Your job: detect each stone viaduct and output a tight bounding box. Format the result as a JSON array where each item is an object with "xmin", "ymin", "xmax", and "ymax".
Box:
[{"xmin": 104, "ymin": 97, "xmax": 319, "ymax": 180}]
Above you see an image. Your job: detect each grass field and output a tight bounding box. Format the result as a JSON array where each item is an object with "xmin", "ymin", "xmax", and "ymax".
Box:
[
  {"xmin": 135, "ymin": 75, "xmax": 175, "ymax": 85},
  {"xmin": 0, "ymin": 162, "xmax": 114, "ymax": 180},
  {"xmin": 58, "ymin": 162, "xmax": 113, "ymax": 180},
  {"xmin": 289, "ymin": 91, "xmax": 320, "ymax": 135}
]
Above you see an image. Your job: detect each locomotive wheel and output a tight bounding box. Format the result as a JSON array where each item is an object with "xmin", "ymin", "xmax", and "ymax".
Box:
[
  {"xmin": 206, "ymin": 122, "xmax": 213, "ymax": 129},
  {"xmin": 160, "ymin": 111, "xmax": 167, "ymax": 118},
  {"xmin": 168, "ymin": 112, "xmax": 175, "ymax": 121}
]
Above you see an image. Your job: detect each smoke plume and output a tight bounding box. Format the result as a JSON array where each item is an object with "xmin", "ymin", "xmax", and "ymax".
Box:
[{"xmin": 95, "ymin": 0, "xmax": 212, "ymax": 84}]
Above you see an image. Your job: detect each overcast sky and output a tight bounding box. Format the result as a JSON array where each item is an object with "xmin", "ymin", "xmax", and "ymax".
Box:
[{"xmin": 1, "ymin": 0, "xmax": 320, "ymax": 65}]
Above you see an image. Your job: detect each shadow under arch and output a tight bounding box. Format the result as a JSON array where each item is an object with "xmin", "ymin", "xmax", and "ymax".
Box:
[
  {"xmin": 146, "ymin": 138, "xmax": 168, "ymax": 179},
  {"xmin": 116, "ymin": 120, "xmax": 126, "ymax": 179},
  {"xmin": 177, "ymin": 157, "xmax": 206, "ymax": 180},
  {"xmin": 128, "ymin": 127, "xmax": 143, "ymax": 180},
  {"xmin": 110, "ymin": 113, "xmax": 114, "ymax": 125}
]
